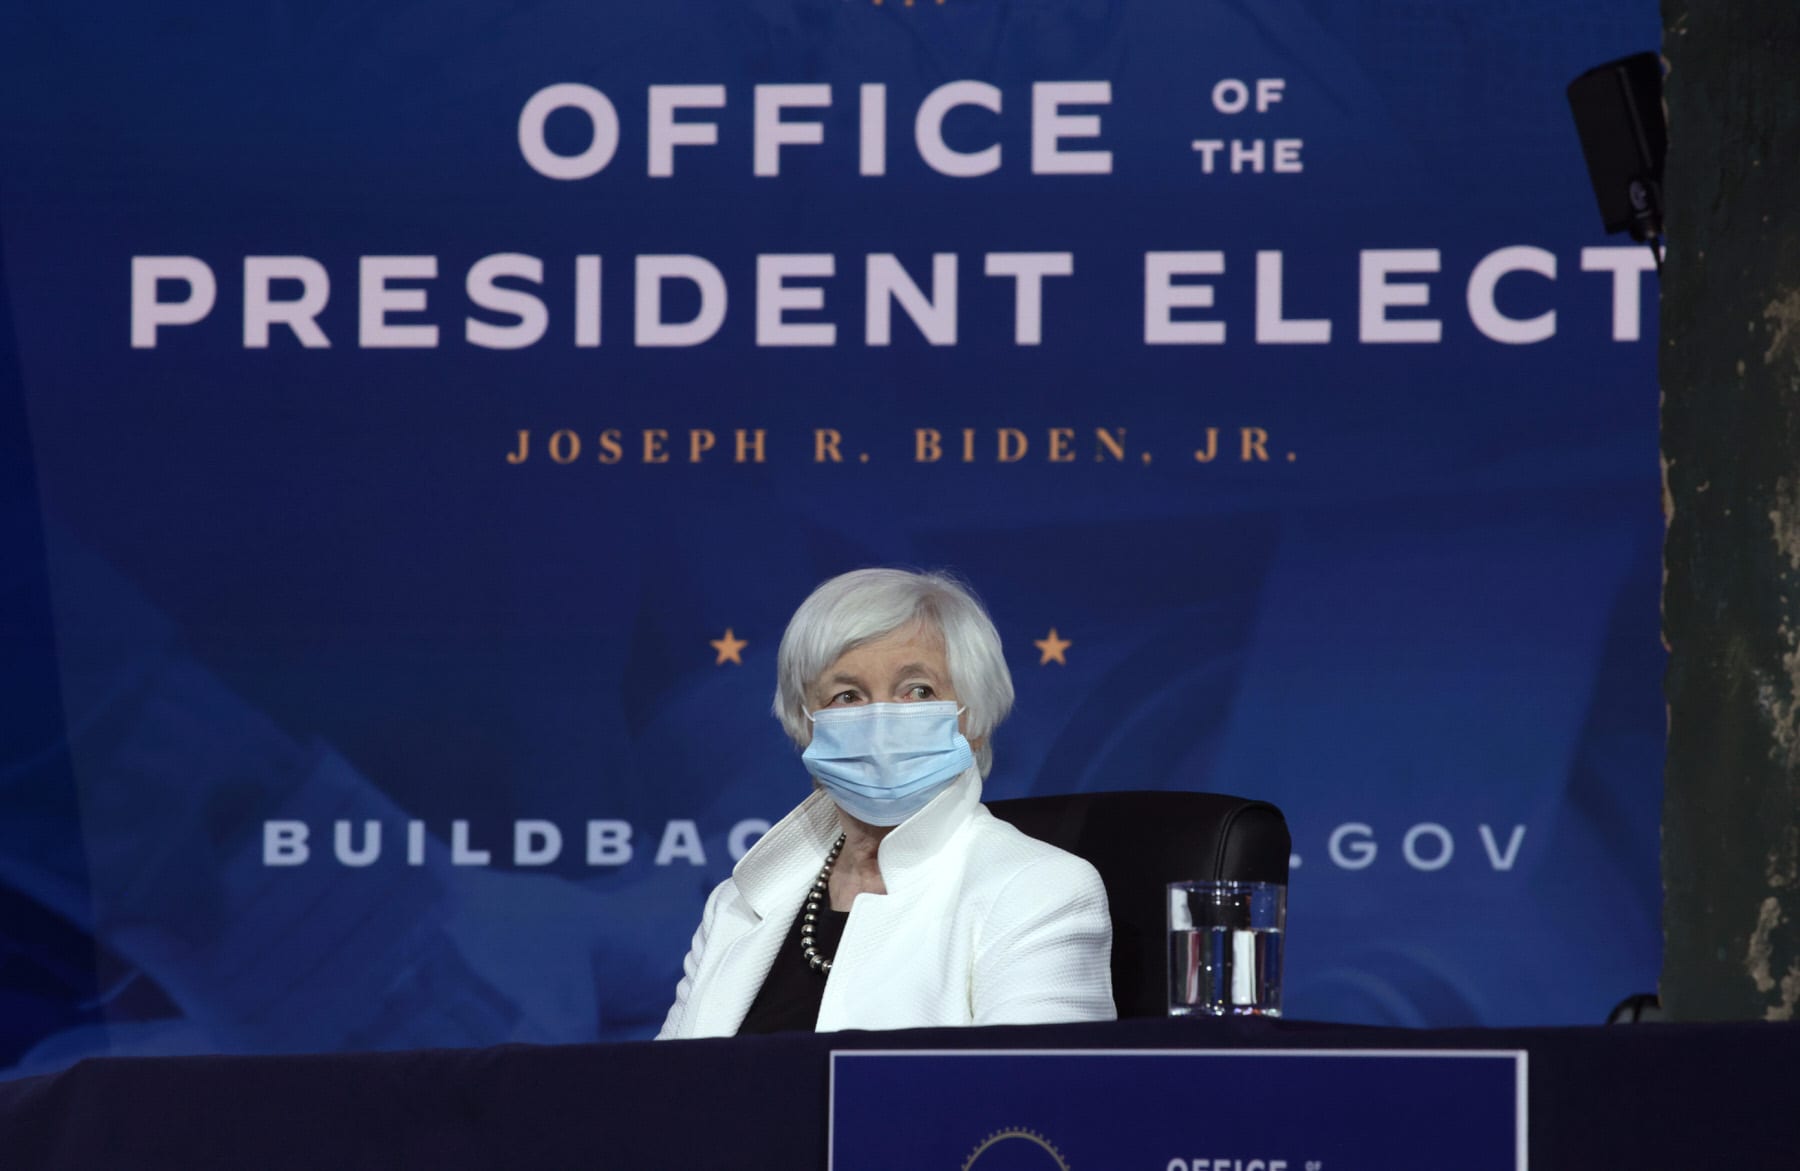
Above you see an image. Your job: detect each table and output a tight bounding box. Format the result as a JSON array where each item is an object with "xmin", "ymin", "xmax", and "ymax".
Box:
[{"xmin": 2, "ymin": 1017, "xmax": 1795, "ymax": 1169}]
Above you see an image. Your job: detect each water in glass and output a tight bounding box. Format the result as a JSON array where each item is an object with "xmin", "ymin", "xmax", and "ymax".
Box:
[{"xmin": 1169, "ymin": 925, "xmax": 1283, "ymax": 1016}]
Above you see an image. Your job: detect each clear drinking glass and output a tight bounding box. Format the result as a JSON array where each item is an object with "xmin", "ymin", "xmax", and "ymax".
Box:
[{"xmin": 1167, "ymin": 880, "xmax": 1286, "ymax": 1016}]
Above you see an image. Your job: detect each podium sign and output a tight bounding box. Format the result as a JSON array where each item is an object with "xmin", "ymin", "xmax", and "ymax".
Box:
[{"xmin": 829, "ymin": 1048, "xmax": 1526, "ymax": 1171}]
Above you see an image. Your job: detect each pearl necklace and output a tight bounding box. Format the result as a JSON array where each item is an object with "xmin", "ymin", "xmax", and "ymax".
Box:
[{"xmin": 800, "ymin": 833, "xmax": 847, "ymax": 975}]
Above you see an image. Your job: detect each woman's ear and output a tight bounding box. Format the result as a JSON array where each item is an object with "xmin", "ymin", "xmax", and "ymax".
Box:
[{"xmin": 957, "ymin": 707, "xmax": 978, "ymax": 747}]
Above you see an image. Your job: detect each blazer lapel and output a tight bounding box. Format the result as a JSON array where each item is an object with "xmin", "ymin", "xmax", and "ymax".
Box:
[
  {"xmin": 817, "ymin": 771, "xmax": 983, "ymax": 1031},
  {"xmin": 687, "ymin": 903, "xmax": 791, "ymax": 1037},
  {"xmin": 816, "ymin": 891, "xmax": 898, "ymax": 1030},
  {"xmin": 688, "ymin": 791, "xmax": 841, "ymax": 1037}
]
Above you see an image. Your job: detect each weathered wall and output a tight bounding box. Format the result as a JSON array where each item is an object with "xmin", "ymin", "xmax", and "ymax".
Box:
[{"xmin": 1661, "ymin": 1, "xmax": 1800, "ymax": 1020}]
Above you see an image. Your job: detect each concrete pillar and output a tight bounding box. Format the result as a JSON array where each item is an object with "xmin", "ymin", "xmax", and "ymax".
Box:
[{"xmin": 1660, "ymin": 1, "xmax": 1800, "ymax": 1020}]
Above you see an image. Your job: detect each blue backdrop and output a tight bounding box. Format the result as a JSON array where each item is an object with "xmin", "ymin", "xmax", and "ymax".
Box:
[{"xmin": 0, "ymin": 0, "xmax": 1661, "ymax": 1076}]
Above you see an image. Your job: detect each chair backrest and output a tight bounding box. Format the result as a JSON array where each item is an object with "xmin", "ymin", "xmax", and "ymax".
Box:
[{"xmin": 986, "ymin": 790, "xmax": 1290, "ymax": 1019}]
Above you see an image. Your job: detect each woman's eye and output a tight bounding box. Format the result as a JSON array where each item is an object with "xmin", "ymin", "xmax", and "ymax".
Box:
[
  {"xmin": 830, "ymin": 690, "xmax": 862, "ymax": 705},
  {"xmin": 907, "ymin": 684, "xmax": 935, "ymax": 700}
]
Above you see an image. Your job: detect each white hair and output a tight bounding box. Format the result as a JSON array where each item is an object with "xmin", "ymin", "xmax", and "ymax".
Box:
[{"xmin": 773, "ymin": 568, "xmax": 1015, "ymax": 777}]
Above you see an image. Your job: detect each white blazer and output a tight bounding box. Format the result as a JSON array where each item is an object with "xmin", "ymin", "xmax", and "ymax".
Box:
[{"xmin": 657, "ymin": 769, "xmax": 1116, "ymax": 1038}]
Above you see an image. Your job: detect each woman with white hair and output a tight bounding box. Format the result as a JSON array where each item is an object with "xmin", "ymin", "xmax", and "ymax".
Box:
[{"xmin": 657, "ymin": 568, "xmax": 1115, "ymax": 1038}]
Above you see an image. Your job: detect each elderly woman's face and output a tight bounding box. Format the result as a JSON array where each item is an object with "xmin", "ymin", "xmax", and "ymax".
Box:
[{"xmin": 813, "ymin": 622, "xmax": 958, "ymax": 712}]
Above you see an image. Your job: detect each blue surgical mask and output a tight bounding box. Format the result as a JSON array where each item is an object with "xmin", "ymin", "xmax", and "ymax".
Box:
[{"xmin": 801, "ymin": 701, "xmax": 975, "ymax": 827}]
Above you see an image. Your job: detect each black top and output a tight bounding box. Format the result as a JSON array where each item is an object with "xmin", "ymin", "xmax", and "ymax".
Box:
[{"xmin": 736, "ymin": 900, "xmax": 851, "ymax": 1035}]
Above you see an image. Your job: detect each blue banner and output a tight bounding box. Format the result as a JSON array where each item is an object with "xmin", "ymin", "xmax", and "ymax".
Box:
[
  {"xmin": 0, "ymin": 0, "xmax": 1660, "ymax": 1076},
  {"xmin": 830, "ymin": 1049, "xmax": 1526, "ymax": 1171}
]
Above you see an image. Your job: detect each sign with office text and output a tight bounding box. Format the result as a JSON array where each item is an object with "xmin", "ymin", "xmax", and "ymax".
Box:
[{"xmin": 830, "ymin": 1049, "xmax": 1527, "ymax": 1171}]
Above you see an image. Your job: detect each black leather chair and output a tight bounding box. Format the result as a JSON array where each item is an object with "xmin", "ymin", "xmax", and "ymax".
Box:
[{"xmin": 987, "ymin": 790, "xmax": 1291, "ymax": 1019}]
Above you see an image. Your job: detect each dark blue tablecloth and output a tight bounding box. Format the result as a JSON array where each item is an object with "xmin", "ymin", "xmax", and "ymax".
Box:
[{"xmin": 2, "ymin": 1017, "xmax": 1795, "ymax": 1170}]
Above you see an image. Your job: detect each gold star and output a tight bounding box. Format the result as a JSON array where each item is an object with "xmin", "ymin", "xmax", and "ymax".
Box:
[
  {"xmin": 1033, "ymin": 627, "xmax": 1071, "ymax": 666},
  {"xmin": 710, "ymin": 628, "xmax": 748, "ymax": 665}
]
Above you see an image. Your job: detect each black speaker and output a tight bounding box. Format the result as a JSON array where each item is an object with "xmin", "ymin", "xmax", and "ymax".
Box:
[{"xmin": 1567, "ymin": 52, "xmax": 1666, "ymax": 242}]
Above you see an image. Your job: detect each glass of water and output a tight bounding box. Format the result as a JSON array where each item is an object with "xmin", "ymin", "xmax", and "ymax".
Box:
[{"xmin": 1168, "ymin": 880, "xmax": 1286, "ymax": 1016}]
